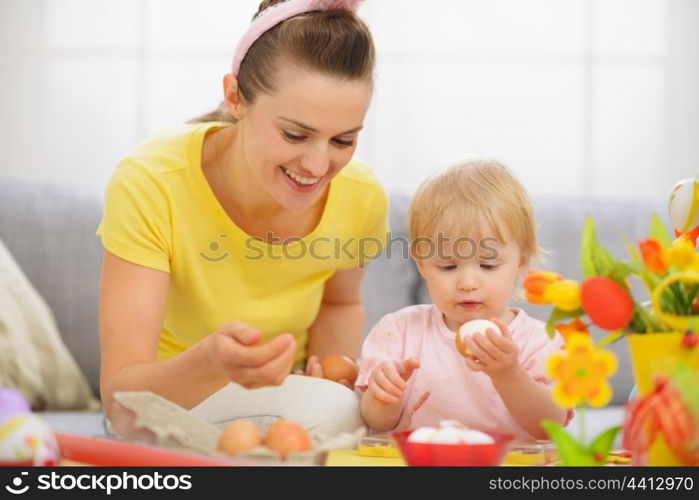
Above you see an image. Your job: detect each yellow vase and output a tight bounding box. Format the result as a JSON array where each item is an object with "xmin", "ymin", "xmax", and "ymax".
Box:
[{"xmin": 627, "ymin": 333, "xmax": 699, "ymax": 466}]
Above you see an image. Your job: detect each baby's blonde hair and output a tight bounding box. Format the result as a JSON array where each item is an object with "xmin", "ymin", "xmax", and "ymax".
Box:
[{"xmin": 408, "ymin": 158, "xmax": 539, "ymax": 262}]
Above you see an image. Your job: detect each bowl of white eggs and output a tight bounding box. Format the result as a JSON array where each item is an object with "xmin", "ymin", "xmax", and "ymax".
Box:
[{"xmin": 391, "ymin": 420, "xmax": 514, "ymax": 466}]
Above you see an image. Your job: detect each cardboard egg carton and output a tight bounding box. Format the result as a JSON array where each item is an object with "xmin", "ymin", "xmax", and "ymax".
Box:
[{"xmin": 111, "ymin": 391, "xmax": 366, "ymax": 465}]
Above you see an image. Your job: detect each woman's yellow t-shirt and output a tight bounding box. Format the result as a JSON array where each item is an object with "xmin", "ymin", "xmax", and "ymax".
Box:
[{"xmin": 97, "ymin": 122, "xmax": 389, "ymax": 364}]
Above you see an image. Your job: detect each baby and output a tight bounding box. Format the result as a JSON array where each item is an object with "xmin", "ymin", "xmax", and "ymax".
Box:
[{"xmin": 356, "ymin": 159, "xmax": 571, "ymax": 440}]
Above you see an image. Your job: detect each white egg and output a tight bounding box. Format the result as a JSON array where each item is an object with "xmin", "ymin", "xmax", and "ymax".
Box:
[
  {"xmin": 430, "ymin": 427, "xmax": 467, "ymax": 445},
  {"xmin": 456, "ymin": 319, "xmax": 502, "ymax": 356},
  {"xmin": 461, "ymin": 429, "xmax": 495, "ymax": 445},
  {"xmin": 407, "ymin": 426, "xmax": 437, "ymax": 443}
]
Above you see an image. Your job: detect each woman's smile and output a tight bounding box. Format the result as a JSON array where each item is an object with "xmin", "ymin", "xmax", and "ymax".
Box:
[{"xmin": 280, "ymin": 166, "xmax": 324, "ymax": 193}]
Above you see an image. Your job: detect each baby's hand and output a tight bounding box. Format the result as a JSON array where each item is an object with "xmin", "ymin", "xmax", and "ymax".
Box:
[
  {"xmin": 463, "ymin": 318, "xmax": 520, "ymax": 379},
  {"xmin": 367, "ymin": 358, "xmax": 420, "ymax": 406}
]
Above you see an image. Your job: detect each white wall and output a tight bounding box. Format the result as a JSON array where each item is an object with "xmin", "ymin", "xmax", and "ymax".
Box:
[{"xmin": 0, "ymin": 0, "xmax": 696, "ymax": 199}]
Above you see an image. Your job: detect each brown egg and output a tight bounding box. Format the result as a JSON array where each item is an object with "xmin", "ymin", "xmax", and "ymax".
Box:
[
  {"xmin": 264, "ymin": 419, "xmax": 312, "ymax": 459},
  {"xmin": 217, "ymin": 419, "xmax": 262, "ymax": 457},
  {"xmin": 320, "ymin": 354, "xmax": 358, "ymax": 385}
]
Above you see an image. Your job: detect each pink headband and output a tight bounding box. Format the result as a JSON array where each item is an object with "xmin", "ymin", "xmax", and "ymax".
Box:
[{"xmin": 231, "ymin": 0, "xmax": 365, "ymax": 76}]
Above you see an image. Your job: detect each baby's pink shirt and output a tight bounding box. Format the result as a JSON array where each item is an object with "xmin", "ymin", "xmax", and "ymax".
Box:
[{"xmin": 356, "ymin": 304, "xmax": 572, "ymax": 439}]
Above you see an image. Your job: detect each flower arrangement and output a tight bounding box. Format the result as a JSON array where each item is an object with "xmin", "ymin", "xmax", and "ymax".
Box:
[
  {"xmin": 523, "ymin": 214, "xmax": 699, "ymax": 345},
  {"xmin": 526, "ymin": 177, "xmax": 699, "ymax": 465}
]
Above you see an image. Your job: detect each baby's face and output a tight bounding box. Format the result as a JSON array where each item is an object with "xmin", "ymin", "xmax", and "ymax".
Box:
[{"xmin": 415, "ymin": 224, "xmax": 526, "ymax": 332}]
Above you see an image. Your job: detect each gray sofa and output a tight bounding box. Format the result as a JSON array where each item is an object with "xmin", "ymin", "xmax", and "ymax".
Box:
[{"xmin": 0, "ymin": 176, "xmax": 666, "ymax": 442}]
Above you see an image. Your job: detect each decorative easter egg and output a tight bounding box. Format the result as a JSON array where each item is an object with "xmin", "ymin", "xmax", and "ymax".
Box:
[
  {"xmin": 0, "ymin": 414, "xmax": 59, "ymax": 465},
  {"xmin": 455, "ymin": 319, "xmax": 501, "ymax": 357},
  {"xmin": 668, "ymin": 178, "xmax": 699, "ymax": 244},
  {"xmin": 0, "ymin": 388, "xmax": 31, "ymax": 421},
  {"xmin": 581, "ymin": 277, "xmax": 634, "ymax": 330}
]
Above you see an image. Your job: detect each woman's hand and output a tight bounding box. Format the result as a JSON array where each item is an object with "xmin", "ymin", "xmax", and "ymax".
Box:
[
  {"xmin": 206, "ymin": 321, "xmax": 297, "ymax": 389},
  {"xmin": 294, "ymin": 355, "xmax": 323, "ymax": 377},
  {"xmin": 463, "ymin": 318, "xmax": 520, "ymax": 380},
  {"xmin": 366, "ymin": 358, "xmax": 420, "ymax": 407}
]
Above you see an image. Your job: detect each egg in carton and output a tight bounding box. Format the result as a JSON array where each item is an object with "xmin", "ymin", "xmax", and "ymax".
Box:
[
  {"xmin": 216, "ymin": 423, "xmax": 366, "ymax": 465},
  {"xmin": 111, "ymin": 391, "xmax": 366, "ymax": 465}
]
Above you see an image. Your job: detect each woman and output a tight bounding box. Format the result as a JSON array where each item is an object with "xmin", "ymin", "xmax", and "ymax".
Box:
[{"xmin": 98, "ymin": 0, "xmax": 387, "ymax": 435}]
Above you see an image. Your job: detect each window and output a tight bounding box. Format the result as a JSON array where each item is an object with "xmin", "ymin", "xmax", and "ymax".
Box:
[{"xmin": 1, "ymin": 0, "xmax": 696, "ymax": 197}]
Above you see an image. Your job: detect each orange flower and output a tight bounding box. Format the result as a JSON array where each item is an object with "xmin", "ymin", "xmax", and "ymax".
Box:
[
  {"xmin": 555, "ymin": 318, "xmax": 590, "ymax": 344},
  {"xmin": 639, "ymin": 238, "xmax": 668, "ymax": 274},
  {"xmin": 523, "ymin": 270, "xmax": 562, "ymax": 304}
]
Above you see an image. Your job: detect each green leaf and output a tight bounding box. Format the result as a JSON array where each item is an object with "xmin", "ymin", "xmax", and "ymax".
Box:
[
  {"xmin": 580, "ymin": 217, "xmax": 599, "ymax": 278},
  {"xmin": 670, "ymin": 282, "xmax": 688, "ymax": 313},
  {"xmin": 628, "ymin": 315, "xmax": 646, "ymax": 333},
  {"xmin": 580, "ymin": 217, "xmax": 628, "ymax": 279},
  {"xmin": 633, "ymin": 302, "xmax": 670, "ymax": 333},
  {"xmin": 623, "ymin": 236, "xmax": 661, "ymax": 298},
  {"xmin": 686, "ymin": 284, "xmax": 699, "ymax": 315},
  {"xmin": 629, "ymin": 301, "xmax": 650, "ymax": 333},
  {"xmin": 540, "ymin": 420, "xmax": 598, "ymax": 466},
  {"xmin": 661, "ymin": 289, "xmax": 680, "ymax": 315},
  {"xmin": 636, "ymin": 270, "xmax": 662, "ymax": 298},
  {"xmin": 596, "ymin": 330, "xmax": 625, "ymax": 349},
  {"xmin": 607, "ymin": 261, "xmax": 645, "ymax": 287},
  {"xmin": 592, "ymin": 245, "xmax": 617, "ymax": 278},
  {"xmin": 649, "ymin": 213, "xmax": 672, "ymax": 247},
  {"xmin": 546, "ymin": 307, "xmax": 585, "ymax": 339},
  {"xmin": 623, "ymin": 234, "xmax": 642, "ymax": 263},
  {"xmin": 588, "ymin": 426, "xmax": 621, "ymax": 464}
]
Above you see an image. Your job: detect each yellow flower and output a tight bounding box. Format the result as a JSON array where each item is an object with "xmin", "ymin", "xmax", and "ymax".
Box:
[
  {"xmin": 543, "ymin": 279, "xmax": 582, "ymax": 311},
  {"xmin": 665, "ymin": 237, "xmax": 697, "ymax": 270},
  {"xmin": 546, "ymin": 333, "xmax": 617, "ymax": 408}
]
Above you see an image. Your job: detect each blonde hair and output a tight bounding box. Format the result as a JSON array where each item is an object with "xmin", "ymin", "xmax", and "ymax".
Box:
[
  {"xmin": 408, "ymin": 159, "xmax": 539, "ymax": 262},
  {"xmin": 190, "ymin": 1, "xmax": 375, "ymax": 123}
]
